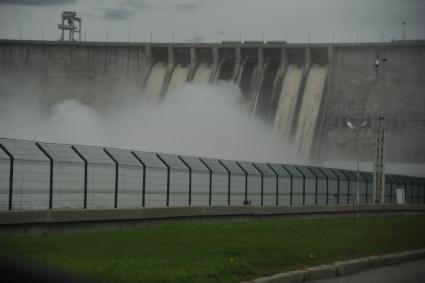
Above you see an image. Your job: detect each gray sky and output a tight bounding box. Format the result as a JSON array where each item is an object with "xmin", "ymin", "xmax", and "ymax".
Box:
[{"xmin": 0, "ymin": 0, "xmax": 424, "ymax": 43}]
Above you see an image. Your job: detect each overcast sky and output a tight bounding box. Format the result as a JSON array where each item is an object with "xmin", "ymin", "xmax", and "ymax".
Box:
[{"xmin": 0, "ymin": 0, "xmax": 424, "ymax": 43}]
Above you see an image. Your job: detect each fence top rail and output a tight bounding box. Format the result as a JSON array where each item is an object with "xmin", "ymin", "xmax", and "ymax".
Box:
[
  {"xmin": 0, "ymin": 145, "xmax": 10, "ymax": 160},
  {"xmin": 237, "ymin": 161, "xmax": 261, "ymax": 176},
  {"xmin": 200, "ymin": 158, "xmax": 227, "ymax": 174},
  {"xmin": 330, "ymin": 168, "xmax": 348, "ymax": 180},
  {"xmin": 103, "ymin": 148, "xmax": 142, "ymax": 167},
  {"xmin": 133, "ymin": 151, "xmax": 166, "ymax": 169},
  {"xmin": 268, "ymin": 163, "xmax": 291, "ymax": 177},
  {"xmin": 386, "ymin": 174, "xmax": 398, "ymax": 183},
  {"xmin": 397, "ymin": 175, "xmax": 417, "ymax": 185},
  {"xmin": 292, "ymin": 165, "xmax": 315, "ymax": 178},
  {"xmin": 360, "ymin": 171, "xmax": 373, "ymax": 182},
  {"xmin": 220, "ymin": 159, "xmax": 245, "ymax": 175},
  {"xmin": 308, "ymin": 166, "xmax": 327, "ymax": 179},
  {"xmin": 1, "ymin": 137, "xmax": 422, "ymax": 182},
  {"xmin": 0, "ymin": 138, "xmax": 49, "ymax": 162},
  {"xmin": 319, "ymin": 167, "xmax": 338, "ymax": 180},
  {"xmin": 390, "ymin": 174, "xmax": 401, "ymax": 184},
  {"xmin": 341, "ymin": 169, "xmax": 357, "ymax": 181},
  {"xmin": 38, "ymin": 142, "xmax": 84, "ymax": 164},
  {"xmin": 412, "ymin": 177, "xmax": 425, "ymax": 185},
  {"xmin": 413, "ymin": 177, "xmax": 425, "ymax": 185},
  {"xmin": 157, "ymin": 153, "xmax": 188, "ymax": 171},
  {"xmin": 252, "ymin": 162, "xmax": 275, "ymax": 176},
  {"xmin": 72, "ymin": 145, "xmax": 115, "ymax": 166},
  {"xmin": 391, "ymin": 174, "xmax": 409, "ymax": 185},
  {"xmin": 178, "ymin": 156, "xmax": 208, "ymax": 173}
]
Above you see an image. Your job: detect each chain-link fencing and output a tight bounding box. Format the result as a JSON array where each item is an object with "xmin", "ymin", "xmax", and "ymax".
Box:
[{"xmin": 1, "ymin": 138, "xmax": 424, "ymax": 210}]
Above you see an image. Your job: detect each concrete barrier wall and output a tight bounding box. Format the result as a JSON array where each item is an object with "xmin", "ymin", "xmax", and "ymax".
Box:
[{"xmin": 1, "ymin": 204, "xmax": 424, "ymax": 235}]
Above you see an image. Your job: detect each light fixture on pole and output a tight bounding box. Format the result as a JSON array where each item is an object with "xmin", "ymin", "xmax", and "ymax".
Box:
[{"xmin": 346, "ymin": 120, "xmax": 368, "ymax": 206}]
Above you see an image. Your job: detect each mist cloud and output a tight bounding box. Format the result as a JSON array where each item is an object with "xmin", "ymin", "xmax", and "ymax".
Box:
[
  {"xmin": 1, "ymin": 74, "xmax": 423, "ymax": 176},
  {"xmin": 0, "ymin": 80, "xmax": 302, "ymax": 164}
]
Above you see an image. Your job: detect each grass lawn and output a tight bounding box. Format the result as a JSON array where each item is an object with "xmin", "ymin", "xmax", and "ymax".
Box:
[{"xmin": 1, "ymin": 215, "xmax": 425, "ymax": 283}]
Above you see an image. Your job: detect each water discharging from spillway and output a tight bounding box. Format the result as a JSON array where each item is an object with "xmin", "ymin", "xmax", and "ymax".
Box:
[
  {"xmin": 251, "ymin": 62, "xmax": 268, "ymax": 115},
  {"xmin": 294, "ymin": 65, "xmax": 327, "ymax": 158},
  {"xmin": 167, "ymin": 65, "xmax": 189, "ymax": 92},
  {"xmin": 144, "ymin": 62, "xmax": 167, "ymax": 100},
  {"xmin": 193, "ymin": 63, "xmax": 211, "ymax": 84},
  {"xmin": 272, "ymin": 65, "xmax": 304, "ymax": 139}
]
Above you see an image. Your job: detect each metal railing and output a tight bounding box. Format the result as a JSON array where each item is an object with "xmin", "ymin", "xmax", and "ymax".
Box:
[{"xmin": 0, "ymin": 138, "xmax": 424, "ymax": 210}]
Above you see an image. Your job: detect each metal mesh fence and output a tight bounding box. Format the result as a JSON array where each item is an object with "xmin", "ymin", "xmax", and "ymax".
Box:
[
  {"xmin": 180, "ymin": 155, "xmax": 209, "ymax": 206},
  {"xmin": 0, "ymin": 137, "xmax": 424, "ymax": 210},
  {"xmin": 73, "ymin": 145, "xmax": 115, "ymax": 209},
  {"xmin": 38, "ymin": 142, "xmax": 85, "ymax": 209},
  {"xmin": 308, "ymin": 166, "xmax": 327, "ymax": 205},
  {"xmin": 0, "ymin": 149, "xmax": 10, "ymax": 210},
  {"xmin": 105, "ymin": 148, "xmax": 143, "ymax": 208},
  {"xmin": 238, "ymin": 161, "xmax": 261, "ymax": 205},
  {"xmin": 220, "ymin": 159, "xmax": 245, "ymax": 206}
]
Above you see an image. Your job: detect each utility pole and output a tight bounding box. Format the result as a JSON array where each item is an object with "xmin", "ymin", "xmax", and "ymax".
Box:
[{"xmin": 373, "ymin": 54, "xmax": 387, "ymax": 204}]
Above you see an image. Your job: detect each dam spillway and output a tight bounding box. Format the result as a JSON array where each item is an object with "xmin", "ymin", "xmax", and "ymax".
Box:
[
  {"xmin": 295, "ymin": 64, "xmax": 328, "ymax": 158},
  {"xmin": 192, "ymin": 63, "xmax": 211, "ymax": 84},
  {"xmin": 0, "ymin": 39, "xmax": 425, "ymax": 166}
]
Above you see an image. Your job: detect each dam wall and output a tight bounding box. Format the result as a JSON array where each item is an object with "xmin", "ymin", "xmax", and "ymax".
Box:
[
  {"xmin": 1, "ymin": 40, "xmax": 425, "ymax": 164},
  {"xmin": 322, "ymin": 44, "xmax": 425, "ymax": 164},
  {"xmin": 0, "ymin": 41, "xmax": 150, "ymax": 109}
]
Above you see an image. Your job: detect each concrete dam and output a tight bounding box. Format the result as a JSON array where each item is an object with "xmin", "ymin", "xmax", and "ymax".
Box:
[{"xmin": 1, "ymin": 39, "xmax": 425, "ymax": 166}]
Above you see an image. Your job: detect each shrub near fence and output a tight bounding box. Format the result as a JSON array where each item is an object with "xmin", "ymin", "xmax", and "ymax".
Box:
[{"xmin": 0, "ymin": 137, "xmax": 424, "ymax": 210}]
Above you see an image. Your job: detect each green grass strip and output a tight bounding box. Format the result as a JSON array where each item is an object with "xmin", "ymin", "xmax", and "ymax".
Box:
[{"xmin": 1, "ymin": 215, "xmax": 425, "ymax": 283}]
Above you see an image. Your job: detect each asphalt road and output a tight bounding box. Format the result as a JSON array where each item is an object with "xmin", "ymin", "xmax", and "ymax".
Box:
[{"xmin": 312, "ymin": 259, "xmax": 425, "ymax": 283}]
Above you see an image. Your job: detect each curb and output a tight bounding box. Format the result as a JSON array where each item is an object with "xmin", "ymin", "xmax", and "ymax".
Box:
[{"xmin": 242, "ymin": 248, "xmax": 425, "ymax": 283}]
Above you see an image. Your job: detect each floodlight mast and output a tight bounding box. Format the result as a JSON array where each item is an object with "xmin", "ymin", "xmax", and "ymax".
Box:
[{"xmin": 346, "ymin": 120, "xmax": 368, "ymax": 206}]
